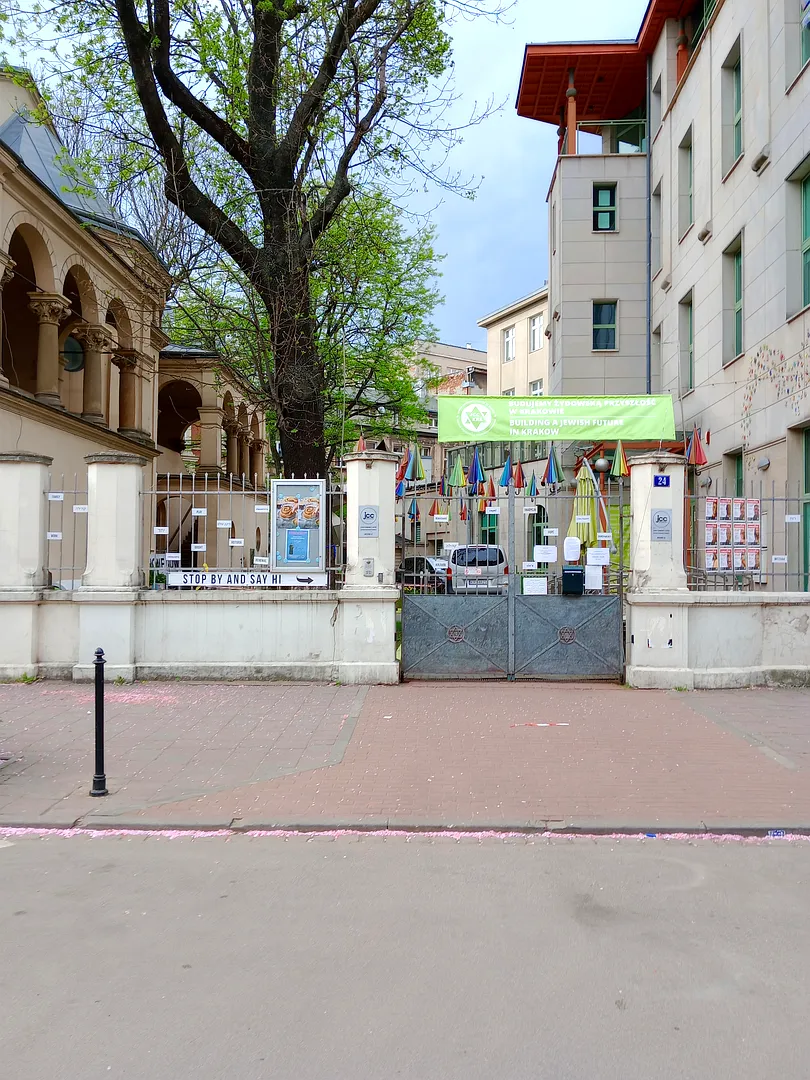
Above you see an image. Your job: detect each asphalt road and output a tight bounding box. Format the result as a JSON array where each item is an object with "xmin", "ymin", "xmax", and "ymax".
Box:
[{"xmin": 1, "ymin": 832, "xmax": 809, "ymax": 1079}]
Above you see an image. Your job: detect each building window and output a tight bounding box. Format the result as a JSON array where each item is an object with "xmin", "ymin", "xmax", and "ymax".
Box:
[
  {"xmin": 679, "ymin": 292, "xmax": 694, "ymax": 391},
  {"xmin": 722, "ymin": 40, "xmax": 743, "ymax": 174},
  {"xmin": 723, "ymin": 234, "xmax": 744, "ymax": 363},
  {"xmin": 530, "ymin": 379, "xmax": 544, "ymax": 396},
  {"xmin": 502, "ymin": 388, "xmax": 515, "ymax": 396},
  {"xmin": 593, "ymin": 184, "xmax": 617, "ymax": 231},
  {"xmin": 502, "ymin": 326, "xmax": 515, "ymax": 363},
  {"xmin": 651, "ymin": 181, "xmax": 662, "ymax": 272},
  {"xmin": 480, "ymin": 512, "xmax": 498, "ymax": 546},
  {"xmin": 678, "ymin": 126, "xmax": 693, "ymax": 237},
  {"xmin": 734, "ymin": 453, "xmax": 744, "ymax": 498},
  {"xmin": 803, "ymin": 176, "xmax": 810, "ymax": 308},
  {"xmin": 529, "ymin": 314, "xmax": 544, "ymax": 351},
  {"xmin": 804, "ymin": 3, "xmax": 810, "ymax": 68},
  {"xmin": 592, "ymin": 302, "xmax": 617, "ymax": 351}
]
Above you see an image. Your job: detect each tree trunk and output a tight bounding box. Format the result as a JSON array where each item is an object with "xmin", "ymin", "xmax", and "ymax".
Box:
[{"xmin": 262, "ymin": 261, "xmax": 327, "ymax": 479}]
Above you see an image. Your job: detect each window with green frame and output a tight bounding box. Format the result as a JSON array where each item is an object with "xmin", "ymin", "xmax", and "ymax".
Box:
[
  {"xmin": 593, "ymin": 301, "xmax": 617, "ymax": 350},
  {"xmin": 593, "ymin": 184, "xmax": 617, "ymax": 231},
  {"xmin": 803, "ymin": 176, "xmax": 810, "ymax": 309},
  {"xmin": 680, "ymin": 294, "xmax": 694, "ymax": 391},
  {"xmin": 732, "ymin": 57, "xmax": 743, "ymax": 160},
  {"xmin": 734, "ymin": 452, "xmax": 744, "ymax": 498},
  {"xmin": 480, "ymin": 511, "xmax": 498, "ymax": 545},
  {"xmin": 733, "ymin": 247, "xmax": 743, "ymax": 356}
]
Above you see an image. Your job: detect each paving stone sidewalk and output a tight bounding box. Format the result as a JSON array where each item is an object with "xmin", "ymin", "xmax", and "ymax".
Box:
[{"xmin": 2, "ymin": 680, "xmax": 810, "ymax": 831}]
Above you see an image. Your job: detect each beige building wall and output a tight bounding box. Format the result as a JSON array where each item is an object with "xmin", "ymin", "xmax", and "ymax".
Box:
[
  {"xmin": 547, "ymin": 155, "xmax": 650, "ymax": 397},
  {"xmin": 649, "ymin": 0, "xmax": 810, "ymax": 503},
  {"xmin": 414, "ymin": 339, "xmax": 487, "ymax": 384},
  {"xmin": 478, "ymin": 287, "xmax": 549, "ymax": 397}
]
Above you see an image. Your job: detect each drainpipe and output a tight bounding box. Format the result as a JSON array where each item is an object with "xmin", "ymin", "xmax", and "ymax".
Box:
[{"xmin": 645, "ymin": 54, "xmax": 652, "ymax": 395}]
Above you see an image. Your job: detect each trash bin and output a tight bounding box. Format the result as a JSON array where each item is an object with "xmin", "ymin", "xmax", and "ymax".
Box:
[{"xmin": 561, "ymin": 564, "xmax": 585, "ymax": 596}]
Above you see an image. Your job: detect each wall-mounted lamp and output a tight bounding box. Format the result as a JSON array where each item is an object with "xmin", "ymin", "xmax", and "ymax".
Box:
[
  {"xmin": 593, "ymin": 457, "xmax": 610, "ymax": 473},
  {"xmin": 757, "ymin": 456, "xmax": 770, "ymax": 471},
  {"xmin": 698, "ymin": 476, "xmax": 713, "ymax": 489}
]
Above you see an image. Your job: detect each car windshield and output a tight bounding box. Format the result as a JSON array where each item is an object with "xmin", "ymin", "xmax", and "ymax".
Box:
[{"xmin": 452, "ymin": 546, "xmax": 504, "ymax": 567}]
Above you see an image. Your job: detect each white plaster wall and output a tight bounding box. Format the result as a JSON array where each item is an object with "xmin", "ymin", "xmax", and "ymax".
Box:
[
  {"xmin": 0, "ymin": 590, "xmax": 399, "ymax": 683},
  {"xmin": 627, "ymin": 592, "xmax": 810, "ymax": 688},
  {"xmin": 482, "ymin": 294, "xmax": 550, "ymax": 397}
]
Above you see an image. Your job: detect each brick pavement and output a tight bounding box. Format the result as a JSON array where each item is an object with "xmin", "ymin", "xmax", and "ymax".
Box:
[{"xmin": 2, "ymin": 681, "xmax": 810, "ymax": 831}]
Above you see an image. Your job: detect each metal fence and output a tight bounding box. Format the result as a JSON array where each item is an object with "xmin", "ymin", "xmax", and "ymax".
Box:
[
  {"xmin": 395, "ymin": 475, "xmax": 629, "ymax": 599},
  {"xmin": 45, "ymin": 472, "xmax": 89, "ymax": 590},
  {"xmin": 685, "ymin": 481, "xmax": 808, "ymax": 592},
  {"xmin": 143, "ymin": 473, "xmax": 347, "ymax": 589}
]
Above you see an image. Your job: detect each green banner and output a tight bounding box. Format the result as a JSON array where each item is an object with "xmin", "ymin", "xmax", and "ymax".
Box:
[{"xmin": 437, "ymin": 395, "xmax": 676, "ymax": 443}]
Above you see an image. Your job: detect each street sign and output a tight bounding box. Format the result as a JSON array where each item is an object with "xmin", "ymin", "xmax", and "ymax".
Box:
[
  {"xmin": 167, "ymin": 570, "xmax": 328, "ymax": 588},
  {"xmin": 653, "ymin": 475, "xmax": 671, "ymax": 487}
]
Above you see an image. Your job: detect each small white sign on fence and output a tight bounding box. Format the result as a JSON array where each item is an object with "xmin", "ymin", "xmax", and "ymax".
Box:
[
  {"xmin": 544, "ymin": 528, "xmax": 559, "ymax": 537},
  {"xmin": 216, "ymin": 519, "xmax": 232, "ymax": 529},
  {"xmin": 772, "ymin": 554, "xmax": 789, "ymax": 564},
  {"xmin": 46, "ymin": 531, "xmax": 62, "ymax": 541},
  {"xmin": 190, "ymin": 543, "xmax": 206, "ymax": 552},
  {"xmin": 191, "ymin": 507, "xmax": 207, "ymax": 517},
  {"xmin": 485, "ymin": 504, "xmax": 500, "ymax": 515},
  {"xmin": 73, "ymin": 504, "xmax": 88, "ymax": 514},
  {"xmin": 786, "ymin": 514, "xmax": 801, "ymax": 524},
  {"xmin": 255, "ymin": 505, "xmax": 270, "ymax": 514},
  {"xmin": 533, "ymin": 544, "xmax": 558, "ymax": 563},
  {"xmin": 47, "ymin": 492, "xmax": 64, "ymax": 502},
  {"xmin": 522, "ymin": 576, "xmax": 548, "ymax": 595},
  {"xmin": 229, "ymin": 538, "xmax": 245, "ymax": 547},
  {"xmin": 586, "ymin": 547, "xmax": 610, "ymax": 566},
  {"xmin": 254, "ymin": 556, "xmax": 270, "ymax": 566},
  {"xmin": 522, "ymin": 560, "xmax": 538, "ymax": 571},
  {"xmin": 153, "ymin": 526, "xmax": 169, "ymax": 535}
]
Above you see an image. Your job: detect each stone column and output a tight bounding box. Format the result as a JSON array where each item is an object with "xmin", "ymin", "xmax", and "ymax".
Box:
[
  {"xmin": 629, "ymin": 452, "xmax": 688, "ymax": 592},
  {"xmin": 0, "ymin": 453, "xmax": 53, "ymax": 679},
  {"xmin": 239, "ymin": 434, "xmax": 250, "ymax": 481},
  {"xmin": 344, "ymin": 450, "xmax": 399, "ymax": 587},
  {"xmin": 249, "ymin": 439, "xmax": 265, "ymax": 486},
  {"xmin": 75, "ymin": 324, "xmax": 112, "ymax": 425},
  {"xmin": 566, "ymin": 68, "xmax": 577, "ymax": 155},
  {"xmin": 113, "ymin": 350, "xmax": 139, "ymax": 436},
  {"xmin": 0, "ymin": 253, "xmax": 15, "ymax": 390},
  {"xmin": 28, "ymin": 293, "xmax": 70, "ymax": 408},
  {"xmin": 74, "ymin": 451, "xmax": 148, "ymax": 682},
  {"xmin": 197, "ymin": 406, "xmax": 224, "ymax": 474},
  {"xmin": 225, "ymin": 422, "xmax": 239, "ymax": 476}
]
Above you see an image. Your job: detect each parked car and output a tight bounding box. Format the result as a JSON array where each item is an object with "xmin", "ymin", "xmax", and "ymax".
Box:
[
  {"xmin": 396, "ymin": 556, "xmax": 447, "ymax": 593},
  {"xmin": 447, "ymin": 545, "xmax": 509, "ymax": 595}
]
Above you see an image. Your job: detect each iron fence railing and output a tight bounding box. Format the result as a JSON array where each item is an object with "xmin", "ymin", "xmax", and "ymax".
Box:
[
  {"xmin": 143, "ymin": 472, "xmax": 347, "ymax": 590},
  {"xmin": 685, "ymin": 481, "xmax": 808, "ymax": 592},
  {"xmin": 45, "ymin": 473, "xmax": 88, "ymax": 590}
]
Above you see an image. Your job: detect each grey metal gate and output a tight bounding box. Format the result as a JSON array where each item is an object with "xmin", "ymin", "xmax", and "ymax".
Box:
[{"xmin": 398, "ymin": 464, "xmax": 626, "ymax": 681}]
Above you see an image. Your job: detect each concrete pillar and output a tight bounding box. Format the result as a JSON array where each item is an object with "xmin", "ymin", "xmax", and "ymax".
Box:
[
  {"xmin": 249, "ymin": 440, "xmax": 264, "ymax": 486},
  {"xmin": 28, "ymin": 293, "xmax": 70, "ymax": 408},
  {"xmin": 82, "ymin": 452, "xmax": 148, "ymax": 589},
  {"xmin": 0, "ymin": 453, "xmax": 53, "ymax": 679},
  {"xmin": 225, "ymin": 422, "xmax": 239, "ymax": 476},
  {"xmin": 344, "ymin": 449, "xmax": 399, "ymax": 587},
  {"xmin": 629, "ymin": 452, "xmax": 688, "ymax": 591},
  {"xmin": 0, "ymin": 253, "xmax": 15, "ymax": 389},
  {"xmin": 198, "ymin": 406, "xmax": 224, "ymax": 474},
  {"xmin": 0, "ymin": 452, "xmax": 52, "ymax": 589},
  {"xmin": 76, "ymin": 324, "xmax": 111, "ymax": 425},
  {"xmin": 74, "ymin": 452, "xmax": 148, "ymax": 682},
  {"xmin": 566, "ymin": 68, "xmax": 577, "ymax": 155}
]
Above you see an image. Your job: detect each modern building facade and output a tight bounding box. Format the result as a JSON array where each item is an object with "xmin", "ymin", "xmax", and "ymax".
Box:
[
  {"xmin": 478, "ymin": 287, "xmax": 550, "ymax": 398},
  {"xmin": 517, "ymin": 0, "xmax": 810, "ymax": 580}
]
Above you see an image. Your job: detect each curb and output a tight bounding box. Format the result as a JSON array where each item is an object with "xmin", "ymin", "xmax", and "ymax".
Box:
[{"xmin": 1, "ymin": 818, "xmax": 808, "ymax": 838}]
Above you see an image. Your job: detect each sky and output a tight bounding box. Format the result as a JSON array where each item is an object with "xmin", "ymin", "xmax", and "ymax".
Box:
[{"xmin": 429, "ymin": 0, "xmax": 649, "ymax": 349}]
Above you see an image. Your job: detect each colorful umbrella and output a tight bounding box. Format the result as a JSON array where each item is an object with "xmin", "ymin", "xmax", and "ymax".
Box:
[
  {"xmin": 567, "ymin": 464, "xmax": 598, "ymax": 547},
  {"xmin": 611, "ymin": 440, "xmax": 629, "ymax": 478},
  {"xmin": 429, "ymin": 499, "xmax": 440, "ymax": 517},
  {"xmin": 405, "ymin": 446, "xmax": 426, "ymax": 482},
  {"xmin": 439, "ymin": 475, "xmax": 447, "ymax": 497},
  {"xmin": 477, "ymin": 496, "xmax": 487, "ymax": 514},
  {"xmin": 355, "ymin": 435, "xmax": 367, "ymax": 452},
  {"xmin": 685, "ymin": 425, "xmax": 708, "ymax": 467},
  {"xmin": 499, "ymin": 454, "xmax": 512, "ymax": 488},
  {"xmin": 486, "ymin": 475, "xmax": 496, "ymax": 500},
  {"xmin": 449, "ymin": 455, "xmax": 466, "ymax": 489},
  {"xmin": 541, "ymin": 444, "xmax": 563, "ymax": 487},
  {"xmin": 512, "ymin": 460, "xmax": 525, "ymax": 490},
  {"xmin": 527, "ymin": 471, "xmax": 538, "ymax": 499},
  {"xmin": 407, "ymin": 498, "xmax": 420, "ymax": 521},
  {"xmin": 460, "ymin": 501, "xmax": 468, "ymax": 522},
  {"xmin": 395, "ymin": 478, "xmax": 406, "ymax": 499},
  {"xmin": 467, "ymin": 446, "xmax": 485, "ymax": 492}
]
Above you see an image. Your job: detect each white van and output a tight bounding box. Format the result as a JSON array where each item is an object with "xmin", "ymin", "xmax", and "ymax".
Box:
[{"xmin": 447, "ymin": 545, "xmax": 509, "ymax": 595}]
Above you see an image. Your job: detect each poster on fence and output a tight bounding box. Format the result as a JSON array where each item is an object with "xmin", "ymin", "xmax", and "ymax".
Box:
[{"xmin": 271, "ymin": 479, "xmax": 327, "ymax": 573}]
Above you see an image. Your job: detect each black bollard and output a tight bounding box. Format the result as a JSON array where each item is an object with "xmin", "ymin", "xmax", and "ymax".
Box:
[{"xmin": 89, "ymin": 647, "xmax": 108, "ymax": 796}]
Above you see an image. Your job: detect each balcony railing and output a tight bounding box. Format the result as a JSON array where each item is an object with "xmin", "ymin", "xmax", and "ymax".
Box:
[{"xmin": 575, "ymin": 119, "xmax": 647, "ymax": 155}]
